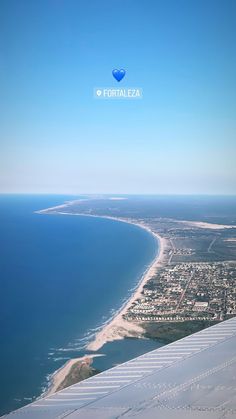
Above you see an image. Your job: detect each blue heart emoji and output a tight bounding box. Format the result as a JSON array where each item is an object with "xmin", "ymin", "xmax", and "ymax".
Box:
[{"xmin": 112, "ymin": 69, "xmax": 126, "ymax": 82}]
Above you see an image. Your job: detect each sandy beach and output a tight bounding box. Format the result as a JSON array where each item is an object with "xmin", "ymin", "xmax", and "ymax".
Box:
[
  {"xmin": 46, "ymin": 354, "xmax": 103, "ymax": 396},
  {"xmin": 37, "ymin": 202, "xmax": 168, "ymax": 352},
  {"xmin": 48, "ymin": 211, "xmax": 167, "ymax": 351},
  {"xmin": 51, "ymin": 212, "xmax": 167, "ymax": 351},
  {"xmin": 86, "ymin": 219, "xmax": 167, "ymax": 351},
  {"xmin": 46, "ymin": 357, "xmax": 84, "ymax": 396}
]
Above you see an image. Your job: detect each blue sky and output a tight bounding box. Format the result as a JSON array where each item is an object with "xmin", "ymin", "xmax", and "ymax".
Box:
[{"xmin": 0, "ymin": 0, "xmax": 235, "ymax": 194}]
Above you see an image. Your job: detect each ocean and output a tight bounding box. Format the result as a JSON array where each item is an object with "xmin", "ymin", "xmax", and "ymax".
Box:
[{"xmin": 0, "ymin": 195, "xmax": 160, "ymax": 415}]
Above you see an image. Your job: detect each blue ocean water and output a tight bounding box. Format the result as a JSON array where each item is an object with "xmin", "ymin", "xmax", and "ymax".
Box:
[{"xmin": 0, "ymin": 195, "xmax": 159, "ymax": 415}]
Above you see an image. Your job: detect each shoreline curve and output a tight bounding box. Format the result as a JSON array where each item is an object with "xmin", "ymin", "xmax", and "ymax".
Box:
[{"xmin": 37, "ymin": 206, "xmax": 167, "ymax": 351}]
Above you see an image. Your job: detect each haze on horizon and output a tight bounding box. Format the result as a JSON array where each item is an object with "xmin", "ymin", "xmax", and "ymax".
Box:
[{"xmin": 0, "ymin": 0, "xmax": 236, "ymax": 195}]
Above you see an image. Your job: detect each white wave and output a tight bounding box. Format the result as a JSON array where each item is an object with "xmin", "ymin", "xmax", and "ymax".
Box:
[{"xmin": 55, "ymin": 346, "xmax": 85, "ymax": 352}]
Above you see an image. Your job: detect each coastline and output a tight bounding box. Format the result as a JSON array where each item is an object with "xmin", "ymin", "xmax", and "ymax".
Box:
[
  {"xmin": 46, "ymin": 357, "xmax": 84, "ymax": 396},
  {"xmin": 36, "ymin": 206, "xmax": 167, "ymax": 396},
  {"xmin": 37, "ymin": 205, "xmax": 167, "ymax": 352},
  {"xmin": 46, "ymin": 354, "xmax": 102, "ymax": 396},
  {"xmin": 86, "ymin": 219, "xmax": 167, "ymax": 351}
]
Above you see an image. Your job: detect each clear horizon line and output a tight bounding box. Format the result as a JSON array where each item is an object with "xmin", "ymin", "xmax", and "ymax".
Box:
[{"xmin": 0, "ymin": 192, "xmax": 236, "ymax": 197}]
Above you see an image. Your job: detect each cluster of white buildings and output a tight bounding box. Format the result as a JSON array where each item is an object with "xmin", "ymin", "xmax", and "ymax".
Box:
[{"xmin": 126, "ymin": 261, "xmax": 236, "ymax": 322}]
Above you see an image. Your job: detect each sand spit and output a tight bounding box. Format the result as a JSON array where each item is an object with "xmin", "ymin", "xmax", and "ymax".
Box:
[{"xmin": 46, "ymin": 354, "xmax": 103, "ymax": 396}]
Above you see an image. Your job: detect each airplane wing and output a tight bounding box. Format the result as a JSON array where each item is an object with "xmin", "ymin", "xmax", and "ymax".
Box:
[{"xmin": 3, "ymin": 316, "xmax": 236, "ymax": 418}]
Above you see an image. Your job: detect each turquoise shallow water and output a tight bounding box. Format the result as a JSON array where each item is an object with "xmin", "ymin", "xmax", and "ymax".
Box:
[{"xmin": 0, "ymin": 195, "xmax": 159, "ymax": 415}]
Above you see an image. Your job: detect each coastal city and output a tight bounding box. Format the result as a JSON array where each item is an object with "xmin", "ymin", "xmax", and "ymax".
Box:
[
  {"xmin": 41, "ymin": 197, "xmax": 236, "ymax": 342},
  {"xmin": 36, "ymin": 196, "xmax": 236, "ymax": 394},
  {"xmin": 1, "ymin": 0, "xmax": 236, "ymax": 415},
  {"xmin": 125, "ymin": 262, "xmax": 236, "ymax": 323}
]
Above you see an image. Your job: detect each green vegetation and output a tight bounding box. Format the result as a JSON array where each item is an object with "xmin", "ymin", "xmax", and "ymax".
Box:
[
  {"xmin": 142, "ymin": 320, "xmax": 220, "ymax": 344},
  {"xmin": 56, "ymin": 361, "xmax": 99, "ymax": 392}
]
